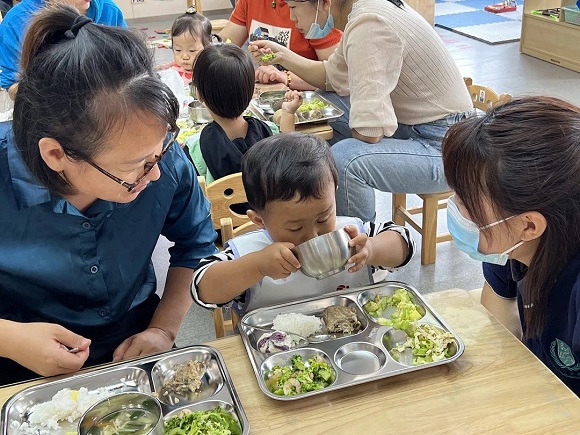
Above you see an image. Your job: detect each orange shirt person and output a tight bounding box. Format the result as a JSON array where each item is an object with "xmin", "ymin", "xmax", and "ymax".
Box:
[{"xmin": 219, "ymin": 0, "xmax": 341, "ymax": 90}]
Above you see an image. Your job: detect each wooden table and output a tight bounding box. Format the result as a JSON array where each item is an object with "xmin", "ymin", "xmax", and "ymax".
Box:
[{"xmin": 2, "ymin": 290, "xmax": 579, "ymax": 434}]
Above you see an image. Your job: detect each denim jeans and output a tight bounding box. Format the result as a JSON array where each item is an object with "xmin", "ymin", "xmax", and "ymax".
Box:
[{"xmin": 332, "ymin": 113, "xmax": 470, "ymax": 221}]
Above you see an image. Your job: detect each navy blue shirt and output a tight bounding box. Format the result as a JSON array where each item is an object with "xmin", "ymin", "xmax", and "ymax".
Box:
[
  {"xmin": 483, "ymin": 256, "xmax": 580, "ymax": 396},
  {"xmin": 0, "ymin": 121, "xmax": 217, "ymax": 333}
]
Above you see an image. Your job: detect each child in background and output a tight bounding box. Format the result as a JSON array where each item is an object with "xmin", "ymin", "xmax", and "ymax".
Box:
[
  {"xmin": 164, "ymin": 7, "xmax": 219, "ymax": 85},
  {"xmin": 186, "ymin": 43, "xmax": 301, "ymax": 183},
  {"xmin": 192, "ymin": 133, "xmax": 415, "ymax": 316}
]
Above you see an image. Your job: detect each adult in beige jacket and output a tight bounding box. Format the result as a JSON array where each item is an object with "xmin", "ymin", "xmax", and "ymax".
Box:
[{"xmin": 250, "ymin": 0, "xmax": 473, "ymax": 221}]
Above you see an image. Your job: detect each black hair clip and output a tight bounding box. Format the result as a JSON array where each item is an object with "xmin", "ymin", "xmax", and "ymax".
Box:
[
  {"xmin": 65, "ymin": 15, "xmax": 93, "ymax": 38},
  {"xmin": 186, "ymin": 6, "xmax": 197, "ymax": 14}
]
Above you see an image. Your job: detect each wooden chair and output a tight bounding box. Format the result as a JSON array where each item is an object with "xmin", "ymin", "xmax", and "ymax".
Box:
[
  {"xmin": 198, "ymin": 173, "xmax": 250, "ymax": 337},
  {"xmin": 189, "ymin": 0, "xmax": 230, "ymax": 33},
  {"xmin": 392, "ymin": 78, "xmax": 511, "ymax": 265}
]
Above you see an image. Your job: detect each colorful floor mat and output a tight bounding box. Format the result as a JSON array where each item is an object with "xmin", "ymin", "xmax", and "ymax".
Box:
[{"xmin": 435, "ymin": 0, "xmax": 523, "ymax": 44}]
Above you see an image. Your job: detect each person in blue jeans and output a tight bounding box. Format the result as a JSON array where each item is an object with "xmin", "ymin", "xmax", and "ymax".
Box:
[
  {"xmin": 0, "ymin": 0, "xmax": 126, "ymax": 99},
  {"xmin": 250, "ymin": 0, "xmax": 473, "ymax": 221},
  {"xmin": 443, "ymin": 96, "xmax": 580, "ymax": 396},
  {"xmin": 0, "ymin": 5, "xmax": 216, "ymax": 386}
]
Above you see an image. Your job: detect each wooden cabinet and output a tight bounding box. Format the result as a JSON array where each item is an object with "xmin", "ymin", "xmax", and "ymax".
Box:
[
  {"xmin": 406, "ymin": 0, "xmax": 435, "ymax": 25},
  {"xmin": 520, "ymin": 0, "xmax": 580, "ymax": 72}
]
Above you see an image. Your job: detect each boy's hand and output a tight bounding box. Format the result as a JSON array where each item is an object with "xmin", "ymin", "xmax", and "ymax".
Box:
[
  {"xmin": 257, "ymin": 242, "xmax": 301, "ymax": 279},
  {"xmin": 282, "ymin": 90, "xmax": 303, "ymax": 114},
  {"xmin": 344, "ymin": 225, "xmax": 373, "ymax": 273}
]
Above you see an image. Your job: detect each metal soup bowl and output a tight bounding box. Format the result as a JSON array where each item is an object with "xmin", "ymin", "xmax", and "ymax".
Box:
[
  {"xmin": 78, "ymin": 392, "xmax": 164, "ymax": 435},
  {"xmin": 292, "ymin": 229, "xmax": 354, "ymax": 280},
  {"xmin": 189, "ymin": 100, "xmax": 212, "ymax": 124}
]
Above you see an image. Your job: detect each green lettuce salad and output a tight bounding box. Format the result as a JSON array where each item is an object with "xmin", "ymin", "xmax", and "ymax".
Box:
[
  {"xmin": 164, "ymin": 406, "xmax": 241, "ymax": 435},
  {"xmin": 363, "ymin": 288, "xmax": 426, "ymax": 333},
  {"xmin": 265, "ymin": 355, "xmax": 335, "ymax": 396}
]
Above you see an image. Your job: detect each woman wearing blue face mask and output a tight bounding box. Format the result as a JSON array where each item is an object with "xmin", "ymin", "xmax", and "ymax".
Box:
[
  {"xmin": 443, "ymin": 96, "xmax": 580, "ymax": 396},
  {"xmin": 250, "ymin": 0, "xmax": 472, "ymax": 209}
]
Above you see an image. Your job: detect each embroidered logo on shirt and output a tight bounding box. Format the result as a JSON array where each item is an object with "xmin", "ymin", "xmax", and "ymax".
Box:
[{"xmin": 550, "ymin": 338, "xmax": 580, "ymax": 378}]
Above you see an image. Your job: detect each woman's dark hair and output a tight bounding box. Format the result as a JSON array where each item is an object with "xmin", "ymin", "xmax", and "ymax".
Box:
[
  {"xmin": 192, "ymin": 44, "xmax": 254, "ymax": 119},
  {"xmin": 14, "ymin": 4, "xmax": 179, "ymax": 197},
  {"xmin": 171, "ymin": 8, "xmax": 213, "ymax": 47},
  {"xmin": 442, "ymin": 96, "xmax": 580, "ymax": 338},
  {"xmin": 315, "ymin": 0, "xmax": 404, "ymax": 10},
  {"xmin": 241, "ymin": 133, "xmax": 338, "ymax": 212}
]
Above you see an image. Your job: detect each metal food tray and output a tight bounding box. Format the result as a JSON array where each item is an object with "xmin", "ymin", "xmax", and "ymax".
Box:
[
  {"xmin": 250, "ymin": 90, "xmax": 344, "ymax": 125},
  {"xmin": 240, "ymin": 281, "xmax": 465, "ymax": 401},
  {"xmin": 1, "ymin": 346, "xmax": 249, "ymax": 434}
]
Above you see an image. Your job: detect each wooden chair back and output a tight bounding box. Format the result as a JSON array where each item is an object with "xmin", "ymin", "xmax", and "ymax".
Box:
[{"xmin": 464, "ymin": 77, "xmax": 512, "ymax": 111}]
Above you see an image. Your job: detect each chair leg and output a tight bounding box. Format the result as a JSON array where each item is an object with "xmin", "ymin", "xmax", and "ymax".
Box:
[
  {"xmin": 392, "ymin": 193, "xmax": 406, "ymax": 227},
  {"xmin": 421, "ymin": 196, "xmax": 439, "ymax": 265},
  {"xmin": 212, "ymin": 308, "xmax": 226, "ymax": 339}
]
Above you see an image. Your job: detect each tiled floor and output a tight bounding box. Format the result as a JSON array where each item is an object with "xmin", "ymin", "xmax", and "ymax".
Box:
[{"xmin": 140, "ymin": 13, "xmax": 580, "ymax": 346}]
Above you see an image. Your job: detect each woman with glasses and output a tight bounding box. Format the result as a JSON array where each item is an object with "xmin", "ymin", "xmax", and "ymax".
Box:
[
  {"xmin": 443, "ymin": 96, "xmax": 580, "ymax": 396},
  {"xmin": 0, "ymin": 4, "xmax": 217, "ymax": 385}
]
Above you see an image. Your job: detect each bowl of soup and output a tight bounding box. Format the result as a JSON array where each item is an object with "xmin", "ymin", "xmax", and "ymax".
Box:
[{"xmin": 78, "ymin": 392, "xmax": 163, "ymax": 435}]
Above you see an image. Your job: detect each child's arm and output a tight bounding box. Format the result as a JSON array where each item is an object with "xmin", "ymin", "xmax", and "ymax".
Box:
[
  {"xmin": 194, "ymin": 242, "xmax": 301, "ymax": 305},
  {"xmin": 343, "ymin": 222, "xmax": 415, "ymax": 273},
  {"xmin": 279, "ymin": 90, "xmax": 303, "ymax": 133}
]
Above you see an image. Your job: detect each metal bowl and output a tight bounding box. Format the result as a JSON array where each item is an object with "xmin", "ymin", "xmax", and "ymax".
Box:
[
  {"xmin": 292, "ymin": 229, "xmax": 354, "ymax": 280},
  {"xmin": 78, "ymin": 392, "xmax": 163, "ymax": 435},
  {"xmin": 258, "ymin": 91, "xmax": 286, "ymax": 113},
  {"xmin": 189, "ymin": 100, "xmax": 212, "ymax": 124}
]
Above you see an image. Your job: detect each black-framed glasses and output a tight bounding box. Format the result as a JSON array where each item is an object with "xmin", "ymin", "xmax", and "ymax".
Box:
[{"xmin": 85, "ymin": 127, "xmax": 180, "ymax": 193}]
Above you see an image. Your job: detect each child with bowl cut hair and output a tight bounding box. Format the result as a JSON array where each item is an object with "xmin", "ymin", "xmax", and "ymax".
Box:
[
  {"xmin": 192, "ymin": 133, "xmax": 415, "ymax": 316},
  {"xmin": 185, "ymin": 43, "xmax": 301, "ymax": 183}
]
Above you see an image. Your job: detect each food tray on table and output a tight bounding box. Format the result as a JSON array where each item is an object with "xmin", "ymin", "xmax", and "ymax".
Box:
[
  {"xmin": 1, "ymin": 346, "xmax": 249, "ymax": 434},
  {"xmin": 249, "ymin": 90, "xmax": 344, "ymax": 125},
  {"xmin": 239, "ymin": 281, "xmax": 464, "ymax": 401}
]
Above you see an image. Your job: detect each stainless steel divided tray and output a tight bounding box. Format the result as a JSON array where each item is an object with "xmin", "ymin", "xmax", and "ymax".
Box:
[
  {"xmin": 250, "ymin": 90, "xmax": 344, "ymax": 125},
  {"xmin": 1, "ymin": 345, "xmax": 249, "ymax": 434},
  {"xmin": 240, "ymin": 281, "xmax": 465, "ymax": 401}
]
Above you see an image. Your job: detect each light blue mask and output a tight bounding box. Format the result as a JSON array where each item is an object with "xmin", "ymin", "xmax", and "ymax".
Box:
[
  {"xmin": 305, "ymin": 0, "xmax": 334, "ymax": 39},
  {"xmin": 447, "ymin": 196, "xmax": 525, "ymax": 266}
]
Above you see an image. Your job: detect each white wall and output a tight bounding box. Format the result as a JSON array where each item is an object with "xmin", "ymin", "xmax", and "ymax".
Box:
[{"xmin": 118, "ymin": 0, "xmax": 233, "ymax": 20}]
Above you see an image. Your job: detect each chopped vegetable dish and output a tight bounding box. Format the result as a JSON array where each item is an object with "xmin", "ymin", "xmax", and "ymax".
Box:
[
  {"xmin": 265, "ymin": 355, "xmax": 335, "ymax": 396},
  {"xmin": 392, "ymin": 323, "xmax": 456, "ymax": 365},
  {"xmin": 260, "ymin": 53, "xmax": 276, "ymax": 62},
  {"xmin": 363, "ymin": 288, "xmax": 425, "ymax": 334},
  {"xmin": 297, "ymin": 98, "xmax": 327, "ymax": 113},
  {"xmin": 164, "ymin": 407, "xmax": 242, "ymax": 435}
]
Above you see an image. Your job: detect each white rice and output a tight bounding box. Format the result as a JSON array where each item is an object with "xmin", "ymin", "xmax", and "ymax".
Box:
[
  {"xmin": 11, "ymin": 387, "xmax": 111, "ymax": 434},
  {"xmin": 272, "ymin": 313, "xmax": 322, "ymax": 338}
]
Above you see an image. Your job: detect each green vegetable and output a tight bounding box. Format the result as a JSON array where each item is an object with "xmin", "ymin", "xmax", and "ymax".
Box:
[
  {"xmin": 261, "ymin": 53, "xmax": 276, "ymax": 62},
  {"xmin": 176, "ymin": 119, "xmax": 199, "ymax": 143},
  {"xmin": 164, "ymin": 406, "xmax": 242, "ymax": 435},
  {"xmin": 363, "ymin": 288, "xmax": 425, "ymax": 334},
  {"xmin": 297, "ymin": 98, "xmax": 327, "ymax": 113},
  {"xmin": 392, "ymin": 323, "xmax": 456, "ymax": 365},
  {"xmin": 265, "ymin": 355, "xmax": 335, "ymax": 396}
]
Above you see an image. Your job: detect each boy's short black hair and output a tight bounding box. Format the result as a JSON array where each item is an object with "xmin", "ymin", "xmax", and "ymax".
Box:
[
  {"xmin": 171, "ymin": 9, "xmax": 212, "ymax": 46},
  {"xmin": 241, "ymin": 133, "xmax": 338, "ymax": 212},
  {"xmin": 193, "ymin": 44, "xmax": 255, "ymax": 119}
]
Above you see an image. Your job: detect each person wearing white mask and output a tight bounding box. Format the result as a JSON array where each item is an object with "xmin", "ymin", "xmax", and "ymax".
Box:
[
  {"xmin": 443, "ymin": 96, "xmax": 580, "ymax": 396},
  {"xmin": 250, "ymin": 0, "xmax": 473, "ymax": 199}
]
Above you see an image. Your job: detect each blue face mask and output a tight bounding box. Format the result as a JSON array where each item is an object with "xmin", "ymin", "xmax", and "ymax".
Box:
[
  {"xmin": 447, "ymin": 195, "xmax": 525, "ymax": 266},
  {"xmin": 305, "ymin": 0, "xmax": 334, "ymax": 39}
]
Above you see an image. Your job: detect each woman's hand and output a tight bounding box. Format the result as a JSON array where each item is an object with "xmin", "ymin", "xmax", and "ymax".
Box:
[
  {"xmin": 112, "ymin": 327, "xmax": 174, "ymax": 362},
  {"xmin": 281, "ymin": 90, "xmax": 303, "ymax": 114},
  {"xmin": 2, "ymin": 321, "xmax": 90, "ymax": 377},
  {"xmin": 255, "ymin": 65, "xmax": 287, "ymax": 84},
  {"xmin": 256, "ymin": 242, "xmax": 301, "ymax": 280},
  {"xmin": 249, "ymin": 40, "xmax": 290, "ymax": 66},
  {"xmin": 344, "ymin": 225, "xmax": 374, "ymax": 273}
]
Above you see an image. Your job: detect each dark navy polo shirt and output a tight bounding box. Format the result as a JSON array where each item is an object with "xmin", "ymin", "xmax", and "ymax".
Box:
[{"xmin": 483, "ymin": 257, "xmax": 580, "ymax": 396}]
